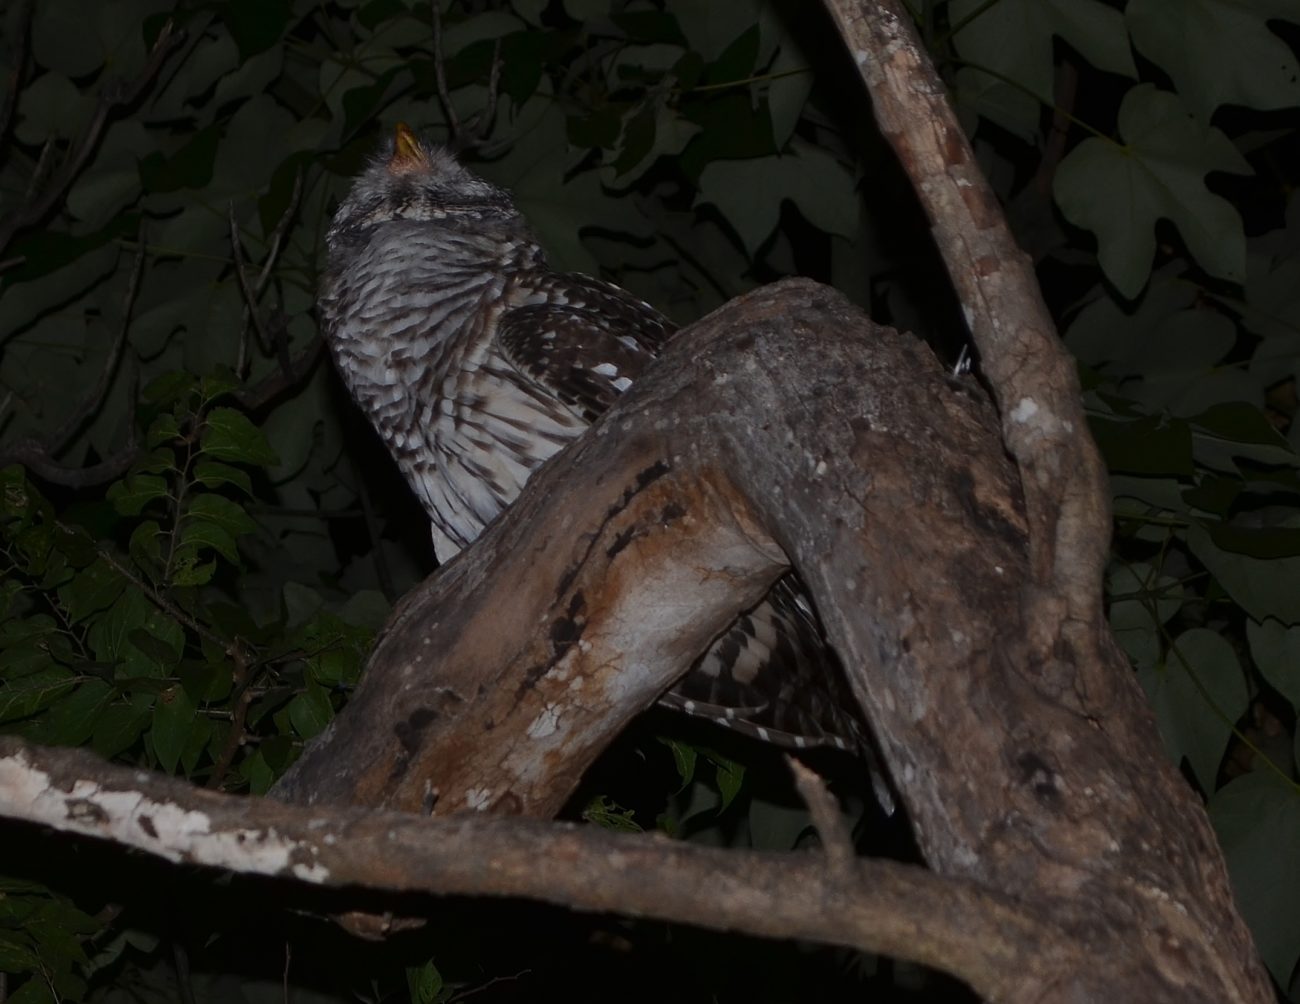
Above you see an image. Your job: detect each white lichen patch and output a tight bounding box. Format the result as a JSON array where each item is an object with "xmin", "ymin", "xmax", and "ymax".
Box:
[
  {"xmin": 527, "ymin": 704, "xmax": 561, "ymax": 739},
  {"xmin": 0, "ymin": 752, "xmax": 330, "ymax": 882},
  {"xmin": 1010, "ymin": 398, "xmax": 1039, "ymax": 424},
  {"xmin": 465, "ymin": 787, "xmax": 492, "ymax": 811}
]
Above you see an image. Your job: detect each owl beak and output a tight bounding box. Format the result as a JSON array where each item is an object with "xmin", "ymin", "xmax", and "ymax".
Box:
[{"xmin": 389, "ymin": 122, "xmax": 430, "ymax": 175}]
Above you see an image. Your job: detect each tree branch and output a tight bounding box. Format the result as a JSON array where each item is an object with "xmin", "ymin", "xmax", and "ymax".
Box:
[
  {"xmin": 272, "ymin": 279, "xmax": 1269, "ymax": 1002},
  {"xmin": 0, "ymin": 240, "xmax": 144, "ymax": 486},
  {"xmin": 0, "ymin": 735, "xmax": 1061, "ymax": 1004},
  {"xmin": 0, "ymin": 20, "xmax": 187, "ymax": 258},
  {"xmin": 820, "ymin": 0, "xmax": 1110, "ymax": 651}
]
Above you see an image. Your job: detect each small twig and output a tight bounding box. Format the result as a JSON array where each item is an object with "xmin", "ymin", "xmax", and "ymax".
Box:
[
  {"xmin": 430, "ymin": 1, "xmax": 461, "ymax": 140},
  {"xmin": 0, "ymin": 243, "xmax": 146, "ymax": 486},
  {"xmin": 787, "ymin": 757, "xmax": 855, "ymax": 873},
  {"xmin": 352, "ymin": 456, "xmax": 397, "ymax": 600},
  {"xmin": 83, "ymin": 532, "xmax": 229, "ymax": 655},
  {"xmin": 44, "ymin": 234, "xmax": 144, "ymax": 451},
  {"xmin": 0, "ymin": 20, "xmax": 186, "ymax": 256},
  {"xmin": 429, "ymin": 1, "xmax": 503, "ymax": 151},
  {"xmin": 254, "ymin": 169, "xmax": 303, "ymax": 301},
  {"xmin": 228, "ymin": 206, "xmax": 270, "ymax": 355},
  {"xmin": 232, "ymin": 169, "xmax": 303, "ymax": 376},
  {"xmin": 234, "ymin": 341, "xmax": 323, "ymax": 413},
  {"xmin": 205, "ymin": 644, "xmax": 254, "ymax": 791}
]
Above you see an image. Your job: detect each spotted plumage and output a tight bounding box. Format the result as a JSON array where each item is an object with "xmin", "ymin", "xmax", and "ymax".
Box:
[{"xmin": 318, "ymin": 124, "xmax": 863, "ymax": 752}]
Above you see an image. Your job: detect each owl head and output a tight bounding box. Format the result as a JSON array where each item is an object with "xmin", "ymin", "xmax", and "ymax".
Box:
[{"xmin": 325, "ymin": 123, "xmax": 518, "ymax": 251}]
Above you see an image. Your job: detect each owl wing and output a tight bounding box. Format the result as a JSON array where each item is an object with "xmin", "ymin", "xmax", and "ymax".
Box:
[{"xmin": 495, "ymin": 273, "xmax": 673, "ymax": 420}]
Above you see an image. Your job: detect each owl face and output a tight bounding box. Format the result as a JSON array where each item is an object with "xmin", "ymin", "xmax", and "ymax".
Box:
[{"xmin": 325, "ymin": 124, "xmax": 518, "ymax": 252}]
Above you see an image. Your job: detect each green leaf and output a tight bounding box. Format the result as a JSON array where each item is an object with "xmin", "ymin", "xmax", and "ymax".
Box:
[
  {"xmin": 192, "ymin": 461, "xmax": 253, "ymax": 495},
  {"xmin": 1128, "ymin": 0, "xmax": 1300, "ymax": 119},
  {"xmin": 1189, "ymin": 524, "xmax": 1300, "ymax": 623},
  {"xmin": 1136, "ymin": 627, "xmax": 1249, "ymax": 791},
  {"xmin": 186, "ymin": 493, "xmax": 258, "ymax": 540},
  {"xmin": 221, "ymin": 0, "xmax": 291, "ymax": 58},
  {"xmin": 1247, "ymin": 619, "xmax": 1300, "ymax": 714},
  {"xmin": 1090, "ymin": 416, "xmax": 1194, "ymax": 476},
  {"xmin": 660, "ymin": 737, "xmax": 698, "ymax": 787},
  {"xmin": 1108, "ymin": 562, "xmax": 1184, "ymax": 672},
  {"xmin": 406, "ymin": 960, "xmax": 445, "ymax": 1004},
  {"xmin": 107, "ymin": 474, "xmax": 170, "ymax": 515},
  {"xmin": 41, "ymin": 681, "xmax": 115, "ymax": 746},
  {"xmin": 696, "ymin": 142, "xmax": 858, "ymax": 255},
  {"xmin": 57, "ymin": 558, "xmax": 125, "ymax": 623},
  {"xmin": 31, "ymin": 0, "xmax": 106, "ymax": 76},
  {"xmin": 287, "ymin": 683, "xmax": 332, "ymax": 740},
  {"xmin": 952, "ymin": 0, "xmax": 1136, "ymax": 140},
  {"xmin": 141, "ymin": 371, "xmax": 198, "ymax": 406},
  {"xmin": 709, "ymin": 752, "xmax": 745, "ymax": 811},
  {"xmin": 0, "ymin": 669, "xmax": 77, "ymax": 723},
  {"xmin": 168, "ymin": 549, "xmax": 217, "ymax": 587},
  {"xmin": 200, "ymin": 407, "xmax": 279, "ymax": 466},
  {"xmin": 151, "ymin": 682, "xmax": 197, "ymax": 773},
  {"xmin": 91, "ymin": 696, "xmax": 152, "ymax": 758},
  {"xmin": 145, "ymin": 413, "xmax": 182, "ymax": 448},
  {"xmin": 1209, "ymin": 771, "xmax": 1300, "ymax": 983},
  {"xmin": 1053, "ymin": 85, "xmax": 1252, "ymax": 298},
  {"xmin": 582, "ymin": 794, "xmax": 643, "ymax": 832}
]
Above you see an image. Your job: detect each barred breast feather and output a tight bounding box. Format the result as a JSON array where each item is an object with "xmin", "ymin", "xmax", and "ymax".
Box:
[{"xmin": 318, "ymin": 124, "xmax": 866, "ymax": 754}]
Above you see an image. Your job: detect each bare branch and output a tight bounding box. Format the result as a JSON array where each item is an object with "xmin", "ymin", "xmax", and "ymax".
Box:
[
  {"xmin": 229, "ymin": 202, "xmax": 292, "ymax": 377},
  {"xmin": 0, "ymin": 240, "xmax": 145, "ymax": 485},
  {"xmin": 429, "ymin": 1, "xmax": 503, "ymax": 151},
  {"xmin": 0, "ymin": 20, "xmax": 187, "ymax": 256},
  {"xmin": 45, "ymin": 232, "xmax": 144, "ymax": 450},
  {"xmin": 0, "ymin": 735, "xmax": 1059, "ymax": 1004},
  {"xmin": 232, "ymin": 169, "xmax": 304, "ymax": 377},
  {"xmin": 233, "ymin": 341, "xmax": 323, "ymax": 413},
  {"xmin": 0, "ymin": 434, "xmax": 139, "ymax": 489},
  {"xmin": 787, "ymin": 759, "xmax": 855, "ymax": 874},
  {"xmin": 819, "ymin": 0, "xmax": 1109, "ymax": 640}
]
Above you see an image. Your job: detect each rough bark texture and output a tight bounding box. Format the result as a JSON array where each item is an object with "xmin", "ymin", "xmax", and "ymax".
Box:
[
  {"xmin": 0, "ymin": 736, "xmax": 1064, "ymax": 1003},
  {"xmin": 822, "ymin": 0, "xmax": 1112, "ymax": 634},
  {"xmin": 274, "ymin": 280, "xmax": 1271, "ymax": 1002}
]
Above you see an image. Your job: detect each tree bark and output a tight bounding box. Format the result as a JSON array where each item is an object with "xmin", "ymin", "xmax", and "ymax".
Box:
[{"xmin": 271, "ymin": 279, "xmax": 1271, "ymax": 1002}]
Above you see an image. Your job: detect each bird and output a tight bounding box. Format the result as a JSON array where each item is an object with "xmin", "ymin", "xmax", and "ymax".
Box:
[{"xmin": 317, "ymin": 122, "xmax": 865, "ymax": 754}]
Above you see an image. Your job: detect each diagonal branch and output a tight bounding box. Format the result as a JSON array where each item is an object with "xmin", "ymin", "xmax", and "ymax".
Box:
[
  {"xmin": 820, "ymin": 0, "xmax": 1110, "ymax": 647},
  {"xmin": 0, "ymin": 240, "xmax": 145, "ymax": 486},
  {"xmin": 0, "ymin": 20, "xmax": 187, "ymax": 258}
]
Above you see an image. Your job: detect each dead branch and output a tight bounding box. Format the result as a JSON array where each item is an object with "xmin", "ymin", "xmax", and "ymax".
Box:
[
  {"xmin": 0, "ymin": 240, "xmax": 144, "ymax": 485},
  {"xmin": 0, "ymin": 734, "xmax": 1064, "ymax": 1004},
  {"xmin": 0, "ymin": 21, "xmax": 187, "ymax": 258},
  {"xmin": 429, "ymin": 0, "xmax": 503, "ymax": 150},
  {"xmin": 230, "ymin": 168, "xmax": 303, "ymax": 378}
]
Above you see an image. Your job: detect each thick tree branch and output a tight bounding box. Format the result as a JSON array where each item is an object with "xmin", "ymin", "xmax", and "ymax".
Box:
[
  {"xmin": 821, "ymin": 0, "xmax": 1111, "ymax": 656},
  {"xmin": 0, "ymin": 735, "xmax": 1065, "ymax": 1004},
  {"xmin": 272, "ymin": 279, "xmax": 1269, "ymax": 1002}
]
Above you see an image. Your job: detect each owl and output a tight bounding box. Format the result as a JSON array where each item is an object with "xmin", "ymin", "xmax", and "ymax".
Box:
[{"xmin": 318, "ymin": 124, "xmax": 862, "ymax": 752}]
